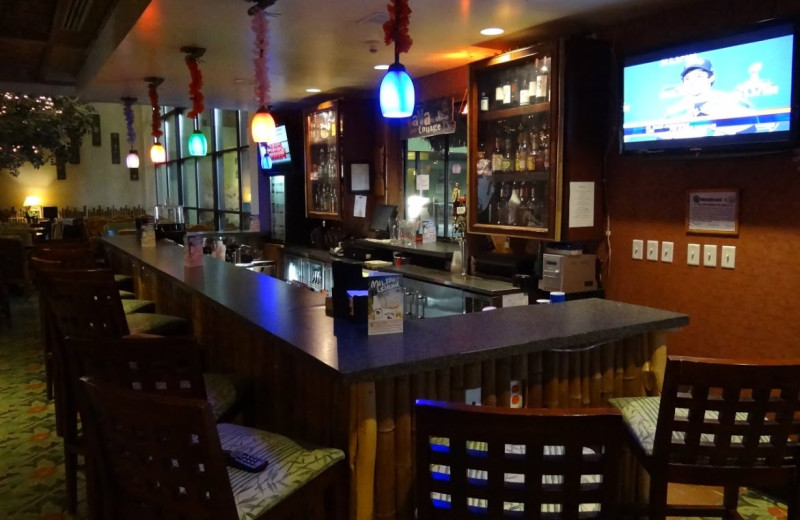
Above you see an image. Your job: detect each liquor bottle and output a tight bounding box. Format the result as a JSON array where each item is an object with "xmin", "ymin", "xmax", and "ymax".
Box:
[
  {"xmin": 477, "ymin": 141, "xmax": 486, "ymax": 160},
  {"xmin": 480, "ymin": 92, "xmax": 489, "ymax": 112},
  {"xmin": 529, "ymin": 59, "xmax": 539, "ymax": 103},
  {"xmin": 519, "ymin": 73, "xmax": 530, "ymax": 106},
  {"xmin": 502, "ymin": 71, "xmax": 512, "ymax": 105},
  {"xmin": 491, "ymin": 133, "xmax": 504, "ymax": 173},
  {"xmin": 528, "ymin": 122, "xmax": 539, "ymax": 171},
  {"xmin": 502, "ymin": 133, "xmax": 513, "ymax": 172},
  {"xmin": 495, "ymin": 74, "xmax": 504, "ymax": 106},
  {"xmin": 536, "ymin": 57, "xmax": 550, "ymax": 103},
  {"xmin": 538, "ymin": 123, "xmax": 550, "ymax": 170},
  {"xmin": 515, "ymin": 123, "xmax": 527, "ymax": 172}
]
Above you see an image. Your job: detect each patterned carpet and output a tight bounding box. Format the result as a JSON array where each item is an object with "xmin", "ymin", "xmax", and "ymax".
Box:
[{"xmin": 0, "ymin": 291, "xmax": 790, "ymax": 519}]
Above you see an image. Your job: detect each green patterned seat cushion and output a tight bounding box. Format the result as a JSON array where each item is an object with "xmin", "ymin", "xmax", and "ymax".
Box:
[
  {"xmin": 113, "ymin": 273, "xmax": 134, "ymax": 292},
  {"xmin": 217, "ymin": 423, "xmax": 344, "ymax": 520},
  {"xmin": 118, "ymin": 289, "xmax": 136, "ymax": 300},
  {"xmin": 125, "ymin": 312, "xmax": 190, "ymax": 336},
  {"xmin": 204, "ymin": 372, "xmax": 241, "ymax": 422},
  {"xmin": 609, "ymin": 396, "xmax": 760, "ymax": 456},
  {"xmin": 121, "ymin": 298, "xmax": 156, "ymax": 314}
]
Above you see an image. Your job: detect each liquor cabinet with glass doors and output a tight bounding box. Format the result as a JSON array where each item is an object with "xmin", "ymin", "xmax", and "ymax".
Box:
[
  {"xmin": 467, "ymin": 38, "xmax": 610, "ymax": 242},
  {"xmin": 303, "ymin": 98, "xmax": 375, "ymax": 222}
]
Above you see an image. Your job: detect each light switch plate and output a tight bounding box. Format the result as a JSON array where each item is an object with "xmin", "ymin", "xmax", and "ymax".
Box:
[
  {"xmin": 632, "ymin": 239, "xmax": 643, "ymax": 260},
  {"xmin": 704, "ymin": 244, "xmax": 717, "ymax": 267},
  {"xmin": 687, "ymin": 244, "xmax": 700, "ymax": 266},
  {"xmin": 646, "ymin": 240, "xmax": 659, "ymax": 261},
  {"xmin": 661, "ymin": 241, "xmax": 674, "ymax": 263},
  {"xmin": 721, "ymin": 245, "xmax": 736, "ymax": 269}
]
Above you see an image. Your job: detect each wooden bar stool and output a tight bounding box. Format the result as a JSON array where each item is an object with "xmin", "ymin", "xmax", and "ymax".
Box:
[
  {"xmin": 610, "ymin": 355, "xmax": 800, "ymax": 520},
  {"xmin": 79, "ymin": 376, "xmax": 346, "ymax": 520}
]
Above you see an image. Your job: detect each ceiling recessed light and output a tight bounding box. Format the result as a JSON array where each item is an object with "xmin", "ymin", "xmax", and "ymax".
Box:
[
  {"xmin": 480, "ymin": 27, "xmax": 504, "ymax": 36},
  {"xmin": 374, "ymin": 64, "xmax": 389, "ymax": 70},
  {"xmin": 306, "ymin": 88, "xmax": 321, "ymax": 93}
]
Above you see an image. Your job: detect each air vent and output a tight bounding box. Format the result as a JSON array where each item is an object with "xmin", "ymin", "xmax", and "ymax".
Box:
[
  {"xmin": 356, "ymin": 11, "xmax": 389, "ymax": 26},
  {"xmin": 62, "ymin": 0, "xmax": 93, "ymax": 32}
]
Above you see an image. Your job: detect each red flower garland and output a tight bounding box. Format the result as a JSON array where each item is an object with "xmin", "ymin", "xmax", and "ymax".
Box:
[
  {"xmin": 252, "ymin": 9, "xmax": 270, "ymax": 108},
  {"xmin": 382, "ymin": 0, "xmax": 413, "ymax": 54},
  {"xmin": 148, "ymin": 83, "xmax": 163, "ymax": 139},
  {"xmin": 186, "ymin": 57, "xmax": 205, "ymax": 119}
]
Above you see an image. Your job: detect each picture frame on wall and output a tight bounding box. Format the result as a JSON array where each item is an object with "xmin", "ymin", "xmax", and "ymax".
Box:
[
  {"xmin": 91, "ymin": 114, "xmax": 101, "ymax": 146},
  {"xmin": 349, "ymin": 162, "xmax": 371, "ymax": 194},
  {"xmin": 110, "ymin": 133, "xmax": 121, "ymax": 164},
  {"xmin": 686, "ymin": 188, "xmax": 739, "ymax": 236},
  {"xmin": 129, "ymin": 167, "xmax": 139, "ymax": 181}
]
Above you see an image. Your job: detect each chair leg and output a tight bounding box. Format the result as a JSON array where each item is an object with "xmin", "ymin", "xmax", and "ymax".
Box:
[
  {"xmin": 647, "ymin": 475, "xmax": 669, "ymax": 520},
  {"xmin": 723, "ymin": 485, "xmax": 740, "ymax": 516},
  {"xmin": 64, "ymin": 442, "xmax": 79, "ymax": 514}
]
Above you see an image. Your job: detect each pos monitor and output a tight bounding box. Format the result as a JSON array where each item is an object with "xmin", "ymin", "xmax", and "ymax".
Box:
[{"xmin": 369, "ymin": 204, "xmax": 397, "ymax": 239}]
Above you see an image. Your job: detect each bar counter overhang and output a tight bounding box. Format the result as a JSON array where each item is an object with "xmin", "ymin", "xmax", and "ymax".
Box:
[{"xmin": 102, "ymin": 236, "xmax": 689, "ymax": 520}]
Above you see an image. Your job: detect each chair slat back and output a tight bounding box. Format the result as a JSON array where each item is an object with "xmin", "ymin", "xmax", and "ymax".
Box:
[
  {"xmin": 415, "ymin": 400, "xmax": 623, "ymax": 520},
  {"xmin": 44, "ymin": 271, "xmax": 130, "ymax": 339},
  {"xmin": 67, "ymin": 336, "xmax": 208, "ymax": 401},
  {"xmin": 79, "ymin": 377, "xmax": 238, "ymax": 519},
  {"xmin": 655, "ymin": 356, "xmax": 800, "ymax": 482}
]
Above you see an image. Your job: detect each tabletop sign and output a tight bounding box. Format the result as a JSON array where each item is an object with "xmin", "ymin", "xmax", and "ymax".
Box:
[
  {"xmin": 368, "ymin": 273, "xmax": 403, "ymax": 335},
  {"xmin": 184, "ymin": 235, "xmax": 205, "ymax": 267},
  {"xmin": 422, "ymin": 220, "xmax": 436, "ymax": 243},
  {"xmin": 401, "ymin": 96, "xmax": 456, "ymax": 139}
]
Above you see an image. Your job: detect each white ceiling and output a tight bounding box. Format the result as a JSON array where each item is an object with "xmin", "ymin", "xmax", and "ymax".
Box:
[{"xmin": 70, "ymin": 0, "xmax": 692, "ymax": 110}]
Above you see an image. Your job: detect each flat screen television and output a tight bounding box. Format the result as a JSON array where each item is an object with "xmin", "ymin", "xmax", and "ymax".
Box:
[
  {"xmin": 621, "ymin": 20, "xmax": 797, "ymax": 156},
  {"xmin": 42, "ymin": 206, "xmax": 58, "ymax": 220},
  {"xmin": 257, "ymin": 124, "xmax": 292, "ymax": 172}
]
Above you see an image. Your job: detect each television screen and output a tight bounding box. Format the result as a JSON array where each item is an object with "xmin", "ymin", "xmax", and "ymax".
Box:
[
  {"xmin": 42, "ymin": 206, "xmax": 58, "ymax": 220},
  {"xmin": 258, "ymin": 125, "xmax": 291, "ymax": 170},
  {"xmin": 621, "ymin": 21, "xmax": 796, "ymax": 155},
  {"xmin": 369, "ymin": 204, "xmax": 397, "ymax": 239}
]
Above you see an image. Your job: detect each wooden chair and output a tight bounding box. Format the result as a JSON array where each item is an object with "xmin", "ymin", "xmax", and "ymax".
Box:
[
  {"xmin": 414, "ymin": 400, "xmax": 624, "ymax": 519},
  {"xmin": 78, "ymin": 376, "xmax": 346, "ymax": 520},
  {"xmin": 610, "ymin": 355, "xmax": 800, "ymax": 519}
]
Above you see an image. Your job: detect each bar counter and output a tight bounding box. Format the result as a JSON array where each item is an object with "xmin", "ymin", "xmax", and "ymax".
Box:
[{"xmin": 103, "ymin": 236, "xmax": 689, "ymax": 520}]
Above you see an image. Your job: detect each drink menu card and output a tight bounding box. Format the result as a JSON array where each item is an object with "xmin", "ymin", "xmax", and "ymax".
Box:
[
  {"xmin": 184, "ymin": 235, "xmax": 205, "ymax": 267},
  {"xmin": 368, "ymin": 273, "xmax": 403, "ymax": 336}
]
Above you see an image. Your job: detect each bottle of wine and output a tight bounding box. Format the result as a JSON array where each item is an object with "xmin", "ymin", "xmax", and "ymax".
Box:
[
  {"xmin": 519, "ymin": 72, "xmax": 530, "ymax": 106},
  {"xmin": 491, "ymin": 133, "xmax": 504, "ymax": 173},
  {"xmin": 480, "ymin": 92, "xmax": 489, "ymax": 112},
  {"xmin": 536, "ymin": 57, "xmax": 550, "ymax": 103}
]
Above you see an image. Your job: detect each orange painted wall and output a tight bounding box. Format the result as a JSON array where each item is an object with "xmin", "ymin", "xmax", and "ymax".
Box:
[{"xmin": 599, "ymin": 1, "xmax": 800, "ymax": 359}]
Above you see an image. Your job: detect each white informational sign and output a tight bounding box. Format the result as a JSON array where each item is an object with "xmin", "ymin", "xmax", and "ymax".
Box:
[
  {"xmin": 687, "ymin": 190, "xmax": 738, "ymax": 234},
  {"xmin": 353, "ymin": 195, "xmax": 367, "ymax": 218},
  {"xmin": 368, "ymin": 273, "xmax": 404, "ymax": 335},
  {"xmin": 351, "ymin": 163, "xmax": 370, "ymax": 192},
  {"xmin": 416, "ymin": 174, "xmax": 430, "ymax": 191},
  {"xmin": 568, "ymin": 181, "xmax": 595, "ymax": 228}
]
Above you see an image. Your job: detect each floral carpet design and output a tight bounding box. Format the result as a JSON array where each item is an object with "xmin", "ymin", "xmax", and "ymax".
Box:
[{"xmin": 0, "ymin": 291, "xmax": 789, "ymax": 519}]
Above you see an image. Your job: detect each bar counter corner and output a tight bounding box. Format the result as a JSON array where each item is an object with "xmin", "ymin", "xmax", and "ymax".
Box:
[{"xmin": 102, "ymin": 236, "xmax": 689, "ymax": 520}]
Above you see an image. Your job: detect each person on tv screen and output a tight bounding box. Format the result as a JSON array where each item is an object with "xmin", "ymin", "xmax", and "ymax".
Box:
[{"xmin": 664, "ymin": 56, "xmax": 754, "ymax": 125}]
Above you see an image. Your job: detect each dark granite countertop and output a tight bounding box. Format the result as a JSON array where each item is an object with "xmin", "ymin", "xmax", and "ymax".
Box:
[{"xmin": 104, "ymin": 236, "xmax": 689, "ymax": 383}]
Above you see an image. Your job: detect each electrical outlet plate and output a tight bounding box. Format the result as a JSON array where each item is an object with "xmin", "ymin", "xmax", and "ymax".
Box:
[
  {"xmin": 646, "ymin": 240, "xmax": 659, "ymax": 261},
  {"xmin": 687, "ymin": 244, "xmax": 700, "ymax": 266},
  {"xmin": 632, "ymin": 239, "xmax": 643, "ymax": 260},
  {"xmin": 465, "ymin": 387, "xmax": 481, "ymax": 406},
  {"xmin": 721, "ymin": 245, "xmax": 736, "ymax": 269},
  {"xmin": 704, "ymin": 244, "xmax": 717, "ymax": 267},
  {"xmin": 661, "ymin": 241, "xmax": 674, "ymax": 263}
]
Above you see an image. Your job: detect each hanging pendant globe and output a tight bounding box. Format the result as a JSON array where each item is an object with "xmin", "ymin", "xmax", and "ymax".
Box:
[
  {"xmin": 150, "ymin": 142, "xmax": 166, "ymax": 164},
  {"xmin": 188, "ymin": 130, "xmax": 208, "ymax": 156},
  {"xmin": 380, "ymin": 62, "xmax": 415, "ymax": 118},
  {"xmin": 126, "ymin": 150, "xmax": 140, "ymax": 168},
  {"xmin": 251, "ymin": 107, "xmax": 276, "ymax": 143}
]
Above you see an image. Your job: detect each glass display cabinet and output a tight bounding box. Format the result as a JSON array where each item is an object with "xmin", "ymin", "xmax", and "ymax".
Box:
[
  {"xmin": 467, "ymin": 39, "xmax": 610, "ymax": 242},
  {"xmin": 304, "ymin": 100, "xmax": 342, "ymax": 219}
]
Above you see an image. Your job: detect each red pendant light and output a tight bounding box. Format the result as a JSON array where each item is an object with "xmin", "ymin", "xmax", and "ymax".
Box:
[
  {"xmin": 146, "ymin": 76, "xmax": 166, "ymax": 164},
  {"xmin": 250, "ymin": 7, "xmax": 277, "ymax": 143}
]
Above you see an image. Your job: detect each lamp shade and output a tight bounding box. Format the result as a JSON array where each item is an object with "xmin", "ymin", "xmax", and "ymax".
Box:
[
  {"xmin": 150, "ymin": 142, "xmax": 166, "ymax": 164},
  {"xmin": 188, "ymin": 131, "xmax": 208, "ymax": 156},
  {"xmin": 251, "ymin": 107, "xmax": 276, "ymax": 143},
  {"xmin": 23, "ymin": 195, "xmax": 41, "ymax": 207},
  {"xmin": 380, "ymin": 62, "xmax": 415, "ymax": 118},
  {"xmin": 126, "ymin": 150, "xmax": 140, "ymax": 168}
]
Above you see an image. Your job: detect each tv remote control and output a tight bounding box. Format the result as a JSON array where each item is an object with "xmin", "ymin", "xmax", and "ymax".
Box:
[{"xmin": 225, "ymin": 450, "xmax": 269, "ymax": 473}]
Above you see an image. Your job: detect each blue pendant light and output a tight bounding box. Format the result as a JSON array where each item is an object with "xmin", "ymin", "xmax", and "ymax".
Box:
[{"xmin": 380, "ymin": 59, "xmax": 415, "ymax": 118}]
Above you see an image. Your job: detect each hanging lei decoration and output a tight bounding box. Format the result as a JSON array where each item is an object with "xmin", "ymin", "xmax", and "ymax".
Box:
[
  {"xmin": 122, "ymin": 97, "xmax": 136, "ymax": 147},
  {"xmin": 186, "ymin": 53, "xmax": 205, "ymax": 120},
  {"xmin": 382, "ymin": 0, "xmax": 413, "ymax": 54},
  {"xmin": 252, "ymin": 10, "xmax": 270, "ymax": 110},
  {"xmin": 148, "ymin": 82, "xmax": 163, "ymax": 140}
]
